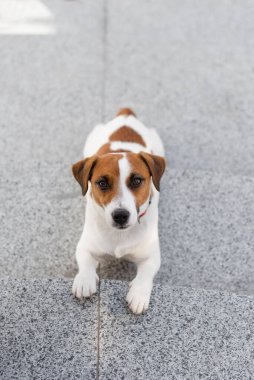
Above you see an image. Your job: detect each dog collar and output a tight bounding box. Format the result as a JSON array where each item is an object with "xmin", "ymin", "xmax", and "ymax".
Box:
[{"xmin": 138, "ymin": 196, "xmax": 152, "ymax": 223}]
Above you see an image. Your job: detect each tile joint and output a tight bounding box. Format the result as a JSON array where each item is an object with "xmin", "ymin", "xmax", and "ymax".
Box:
[
  {"xmin": 96, "ymin": 274, "xmax": 101, "ymax": 380},
  {"xmin": 97, "ymin": 1, "xmax": 108, "ymax": 377},
  {"xmin": 101, "ymin": 0, "xmax": 108, "ymax": 122}
]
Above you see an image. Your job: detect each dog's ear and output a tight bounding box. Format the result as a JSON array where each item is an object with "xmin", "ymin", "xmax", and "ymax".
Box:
[
  {"xmin": 139, "ymin": 152, "xmax": 166, "ymax": 191},
  {"xmin": 72, "ymin": 155, "xmax": 97, "ymax": 196}
]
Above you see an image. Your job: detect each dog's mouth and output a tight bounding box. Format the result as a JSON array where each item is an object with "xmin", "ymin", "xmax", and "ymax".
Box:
[
  {"xmin": 112, "ymin": 222, "xmax": 133, "ymax": 230},
  {"xmin": 114, "ymin": 224, "xmax": 129, "ymax": 230}
]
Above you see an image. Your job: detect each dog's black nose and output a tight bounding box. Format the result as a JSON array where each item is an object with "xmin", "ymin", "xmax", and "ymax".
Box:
[{"xmin": 112, "ymin": 208, "xmax": 130, "ymax": 227}]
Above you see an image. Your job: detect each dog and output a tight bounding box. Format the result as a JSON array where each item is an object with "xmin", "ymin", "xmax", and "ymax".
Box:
[{"xmin": 72, "ymin": 108, "xmax": 166, "ymax": 314}]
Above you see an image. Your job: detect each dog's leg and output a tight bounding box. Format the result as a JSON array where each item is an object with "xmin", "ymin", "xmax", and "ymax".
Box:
[
  {"xmin": 126, "ymin": 239, "xmax": 161, "ymax": 315},
  {"xmin": 72, "ymin": 237, "xmax": 99, "ymax": 300}
]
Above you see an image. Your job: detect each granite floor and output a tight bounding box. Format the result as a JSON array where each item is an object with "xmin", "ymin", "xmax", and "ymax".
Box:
[{"xmin": 1, "ymin": 0, "xmax": 254, "ymax": 378}]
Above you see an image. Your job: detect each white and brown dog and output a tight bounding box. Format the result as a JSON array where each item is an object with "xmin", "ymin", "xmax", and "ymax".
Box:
[{"xmin": 72, "ymin": 108, "xmax": 166, "ymax": 314}]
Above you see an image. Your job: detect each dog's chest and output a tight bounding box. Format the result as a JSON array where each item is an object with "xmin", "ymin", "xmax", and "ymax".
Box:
[
  {"xmin": 97, "ymin": 235, "xmax": 141, "ymax": 260},
  {"xmin": 99, "ymin": 247, "xmax": 132, "ymax": 261},
  {"xmin": 92, "ymin": 224, "xmax": 149, "ymax": 262}
]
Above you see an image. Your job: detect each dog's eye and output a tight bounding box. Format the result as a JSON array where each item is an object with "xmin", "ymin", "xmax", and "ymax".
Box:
[
  {"xmin": 96, "ymin": 178, "xmax": 110, "ymax": 191},
  {"xmin": 130, "ymin": 176, "xmax": 143, "ymax": 188}
]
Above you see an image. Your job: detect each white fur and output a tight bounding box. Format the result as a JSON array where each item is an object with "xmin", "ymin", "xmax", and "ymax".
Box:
[
  {"xmin": 72, "ymin": 114, "xmax": 165, "ymax": 314},
  {"xmin": 110, "ymin": 141, "xmax": 150, "ymax": 153}
]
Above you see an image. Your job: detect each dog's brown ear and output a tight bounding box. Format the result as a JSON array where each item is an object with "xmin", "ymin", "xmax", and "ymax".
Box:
[
  {"xmin": 72, "ymin": 155, "xmax": 97, "ymax": 196},
  {"xmin": 139, "ymin": 152, "xmax": 166, "ymax": 191}
]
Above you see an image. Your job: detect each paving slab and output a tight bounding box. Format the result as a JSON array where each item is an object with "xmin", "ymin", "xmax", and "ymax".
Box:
[
  {"xmin": 0, "ymin": 160, "xmax": 81, "ymax": 278},
  {"xmin": 2, "ymin": 162, "xmax": 254, "ymax": 296},
  {"xmin": 0, "ymin": 0, "xmax": 104, "ymax": 279},
  {"xmin": 0, "ymin": 0, "xmax": 103, "ymax": 168},
  {"xmin": 158, "ymin": 168, "xmax": 254, "ymax": 293},
  {"xmin": 99, "ymin": 280, "xmax": 254, "ymax": 380},
  {"xmin": 101, "ymin": 168, "xmax": 254, "ymax": 294},
  {"xmin": 0, "ymin": 278, "xmax": 97, "ymax": 380},
  {"xmin": 104, "ymin": 0, "xmax": 254, "ymax": 176}
]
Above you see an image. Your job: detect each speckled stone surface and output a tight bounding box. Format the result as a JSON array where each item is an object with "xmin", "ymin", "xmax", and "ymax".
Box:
[
  {"xmin": 1, "ymin": 0, "xmax": 254, "ymax": 294},
  {"xmin": 2, "ymin": 162, "xmax": 254, "ymax": 294},
  {"xmin": 157, "ymin": 168, "xmax": 254, "ymax": 293},
  {"xmin": 0, "ymin": 0, "xmax": 103, "ymax": 168},
  {"xmin": 2, "ymin": 0, "xmax": 254, "ymax": 378},
  {"xmin": 0, "ymin": 0, "xmax": 103, "ymax": 279},
  {"xmin": 0, "ymin": 160, "xmax": 81, "ymax": 278},
  {"xmin": 99, "ymin": 258, "xmax": 136, "ymax": 282},
  {"xmin": 99, "ymin": 168, "xmax": 254, "ymax": 294},
  {"xmin": 104, "ymin": 0, "xmax": 254, "ymax": 176},
  {"xmin": 0, "ymin": 278, "xmax": 97, "ymax": 380},
  {"xmin": 99, "ymin": 280, "xmax": 254, "ymax": 380}
]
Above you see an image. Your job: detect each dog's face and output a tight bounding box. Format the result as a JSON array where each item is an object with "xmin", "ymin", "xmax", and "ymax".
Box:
[{"xmin": 72, "ymin": 152, "xmax": 165, "ymax": 230}]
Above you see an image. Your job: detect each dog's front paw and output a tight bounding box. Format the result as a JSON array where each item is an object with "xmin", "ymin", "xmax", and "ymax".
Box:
[
  {"xmin": 72, "ymin": 272, "xmax": 99, "ymax": 300},
  {"xmin": 126, "ymin": 280, "xmax": 153, "ymax": 315}
]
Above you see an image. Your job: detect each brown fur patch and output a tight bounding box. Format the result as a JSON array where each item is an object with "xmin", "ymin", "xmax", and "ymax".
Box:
[
  {"xmin": 109, "ymin": 126, "xmax": 146, "ymax": 147},
  {"xmin": 90, "ymin": 154, "xmax": 123, "ymax": 206},
  {"xmin": 72, "ymin": 156, "xmax": 97, "ymax": 196},
  {"xmin": 96, "ymin": 143, "xmax": 112, "ymax": 155},
  {"xmin": 126, "ymin": 153, "xmax": 152, "ymax": 209},
  {"xmin": 96, "ymin": 143, "xmax": 131, "ymax": 155},
  {"xmin": 117, "ymin": 108, "xmax": 136, "ymax": 117},
  {"xmin": 139, "ymin": 152, "xmax": 166, "ymax": 191}
]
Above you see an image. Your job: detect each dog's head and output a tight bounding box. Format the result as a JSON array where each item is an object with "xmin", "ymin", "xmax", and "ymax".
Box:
[{"xmin": 72, "ymin": 152, "xmax": 166, "ymax": 230}]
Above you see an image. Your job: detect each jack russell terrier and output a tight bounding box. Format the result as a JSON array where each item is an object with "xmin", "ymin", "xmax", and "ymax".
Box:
[{"xmin": 72, "ymin": 108, "xmax": 166, "ymax": 314}]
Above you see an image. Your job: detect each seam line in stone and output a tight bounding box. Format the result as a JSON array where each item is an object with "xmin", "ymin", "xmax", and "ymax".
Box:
[
  {"xmin": 97, "ymin": 2, "xmax": 108, "ymax": 377},
  {"xmin": 101, "ymin": 0, "xmax": 108, "ymax": 121},
  {"xmin": 96, "ymin": 268, "xmax": 101, "ymax": 380}
]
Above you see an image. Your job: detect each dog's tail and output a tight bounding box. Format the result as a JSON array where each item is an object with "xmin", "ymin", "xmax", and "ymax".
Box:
[{"xmin": 116, "ymin": 108, "xmax": 136, "ymax": 117}]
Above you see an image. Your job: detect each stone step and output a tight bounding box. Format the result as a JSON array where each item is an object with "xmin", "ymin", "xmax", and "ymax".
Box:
[
  {"xmin": 0, "ymin": 161, "xmax": 79, "ymax": 279},
  {"xmin": 99, "ymin": 280, "xmax": 254, "ymax": 379},
  {"xmin": 0, "ymin": 278, "xmax": 97, "ymax": 380},
  {"xmin": 100, "ymin": 168, "xmax": 254, "ymax": 294},
  {"xmin": 1, "ymin": 278, "xmax": 254, "ymax": 379},
  {"xmin": 1, "ymin": 162, "xmax": 254, "ymax": 295}
]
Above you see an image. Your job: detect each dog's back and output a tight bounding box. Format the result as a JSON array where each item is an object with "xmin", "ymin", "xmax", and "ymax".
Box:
[{"xmin": 83, "ymin": 108, "xmax": 165, "ymax": 158}]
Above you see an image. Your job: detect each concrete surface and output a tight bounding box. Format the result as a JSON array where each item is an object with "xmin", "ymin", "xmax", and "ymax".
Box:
[
  {"xmin": 104, "ymin": 0, "xmax": 254, "ymax": 176},
  {"xmin": 0, "ymin": 160, "xmax": 80, "ymax": 278},
  {"xmin": 0, "ymin": 0, "xmax": 103, "ymax": 169},
  {"xmin": 100, "ymin": 168, "xmax": 254, "ymax": 294},
  {"xmin": 1, "ymin": 0, "xmax": 254, "ymax": 293},
  {"xmin": 1, "ymin": 279, "xmax": 254, "ymax": 380},
  {"xmin": 0, "ymin": 0, "xmax": 103, "ymax": 279},
  {"xmin": 1, "ymin": 0, "xmax": 254, "ymax": 379},
  {"xmin": 158, "ymin": 168, "xmax": 254, "ymax": 293},
  {"xmin": 0, "ymin": 279, "xmax": 97, "ymax": 380},
  {"xmin": 100, "ymin": 280, "xmax": 254, "ymax": 379},
  {"xmin": 2, "ymin": 163, "xmax": 254, "ymax": 297}
]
